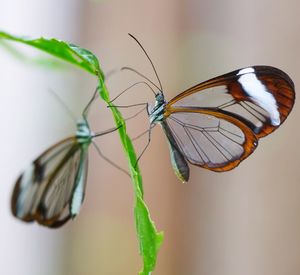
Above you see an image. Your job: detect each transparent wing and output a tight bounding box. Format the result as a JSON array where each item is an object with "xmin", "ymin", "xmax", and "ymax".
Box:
[
  {"xmin": 165, "ymin": 109, "xmax": 258, "ymax": 171},
  {"xmin": 11, "ymin": 137, "xmax": 88, "ymax": 228},
  {"xmin": 168, "ymin": 66, "xmax": 295, "ymax": 138}
]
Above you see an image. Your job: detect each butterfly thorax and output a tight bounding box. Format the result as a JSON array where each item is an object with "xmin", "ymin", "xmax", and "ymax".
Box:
[
  {"xmin": 148, "ymin": 92, "xmax": 167, "ymax": 124},
  {"xmin": 76, "ymin": 119, "xmax": 93, "ymax": 145}
]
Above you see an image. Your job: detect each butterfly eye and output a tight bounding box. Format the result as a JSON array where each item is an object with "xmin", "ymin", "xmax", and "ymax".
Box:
[{"xmin": 155, "ymin": 92, "xmax": 165, "ymax": 102}]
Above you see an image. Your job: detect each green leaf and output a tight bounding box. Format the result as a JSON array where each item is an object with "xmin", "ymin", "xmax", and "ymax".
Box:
[
  {"xmin": 100, "ymin": 81, "xmax": 164, "ymax": 275},
  {"xmin": 0, "ymin": 30, "xmax": 163, "ymax": 275},
  {"xmin": 0, "ymin": 39, "xmax": 70, "ymax": 70},
  {"xmin": 0, "ymin": 31, "xmax": 101, "ymax": 76},
  {"xmin": 135, "ymin": 197, "xmax": 164, "ymax": 275}
]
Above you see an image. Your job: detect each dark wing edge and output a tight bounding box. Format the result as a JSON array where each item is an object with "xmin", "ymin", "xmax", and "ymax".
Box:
[
  {"xmin": 38, "ymin": 150, "xmax": 88, "ymax": 229},
  {"xmin": 167, "ymin": 66, "xmax": 295, "ymax": 138},
  {"xmin": 11, "ymin": 137, "xmax": 87, "ymax": 228}
]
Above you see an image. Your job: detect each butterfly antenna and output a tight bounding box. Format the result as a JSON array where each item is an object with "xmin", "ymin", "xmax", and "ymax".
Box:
[
  {"xmin": 121, "ymin": 67, "xmax": 162, "ymax": 93},
  {"xmin": 128, "ymin": 33, "xmax": 164, "ymax": 94},
  {"xmin": 82, "ymin": 86, "xmax": 99, "ymax": 119},
  {"xmin": 105, "ymin": 68, "xmax": 119, "ymax": 80},
  {"xmin": 83, "ymin": 69, "xmax": 119, "ymax": 119},
  {"xmin": 47, "ymin": 89, "xmax": 77, "ymax": 123}
]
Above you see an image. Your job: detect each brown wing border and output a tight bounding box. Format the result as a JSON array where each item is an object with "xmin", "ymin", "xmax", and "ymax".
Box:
[
  {"xmin": 167, "ymin": 66, "xmax": 295, "ymax": 138},
  {"xmin": 164, "ymin": 107, "xmax": 258, "ymax": 172}
]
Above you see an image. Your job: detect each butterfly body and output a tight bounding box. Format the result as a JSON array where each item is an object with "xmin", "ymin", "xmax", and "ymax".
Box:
[
  {"xmin": 147, "ymin": 93, "xmax": 190, "ymax": 182},
  {"xmin": 148, "ymin": 92, "xmax": 166, "ymax": 124},
  {"xmin": 76, "ymin": 119, "xmax": 93, "ymax": 145}
]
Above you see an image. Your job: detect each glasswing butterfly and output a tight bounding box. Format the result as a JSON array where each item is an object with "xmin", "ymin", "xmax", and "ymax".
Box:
[
  {"xmin": 11, "ymin": 88, "xmax": 122, "ymax": 228},
  {"xmin": 123, "ymin": 34, "xmax": 295, "ymax": 183}
]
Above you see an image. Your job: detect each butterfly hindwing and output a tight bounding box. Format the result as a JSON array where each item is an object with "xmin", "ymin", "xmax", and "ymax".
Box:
[{"xmin": 164, "ymin": 109, "xmax": 258, "ymax": 171}]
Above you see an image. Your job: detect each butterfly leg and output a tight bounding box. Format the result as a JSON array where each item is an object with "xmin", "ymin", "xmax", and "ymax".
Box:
[
  {"xmin": 134, "ymin": 123, "xmax": 154, "ymax": 168},
  {"xmin": 109, "ymin": 80, "xmax": 156, "ymax": 104},
  {"xmin": 123, "ymin": 105, "xmax": 148, "ymax": 122},
  {"xmin": 132, "ymin": 123, "xmax": 156, "ymax": 141},
  {"xmin": 92, "ymin": 141, "xmax": 130, "ymax": 177}
]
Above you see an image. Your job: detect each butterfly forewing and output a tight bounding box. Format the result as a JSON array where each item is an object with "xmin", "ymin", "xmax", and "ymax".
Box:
[
  {"xmin": 38, "ymin": 145, "xmax": 83, "ymax": 227},
  {"xmin": 164, "ymin": 109, "xmax": 257, "ymax": 171},
  {"xmin": 167, "ymin": 66, "xmax": 295, "ymax": 138},
  {"xmin": 12, "ymin": 137, "xmax": 87, "ymax": 227}
]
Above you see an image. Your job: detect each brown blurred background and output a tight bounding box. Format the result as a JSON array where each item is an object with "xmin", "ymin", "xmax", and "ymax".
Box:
[{"xmin": 0, "ymin": 0, "xmax": 300, "ymax": 274}]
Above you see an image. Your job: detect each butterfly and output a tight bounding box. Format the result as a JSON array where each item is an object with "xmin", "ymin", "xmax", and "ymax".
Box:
[
  {"xmin": 125, "ymin": 35, "xmax": 295, "ymax": 183},
  {"xmin": 11, "ymin": 88, "xmax": 122, "ymax": 228}
]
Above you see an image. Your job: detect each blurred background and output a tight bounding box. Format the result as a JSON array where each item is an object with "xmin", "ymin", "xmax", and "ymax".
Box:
[{"xmin": 0, "ymin": 0, "xmax": 300, "ymax": 274}]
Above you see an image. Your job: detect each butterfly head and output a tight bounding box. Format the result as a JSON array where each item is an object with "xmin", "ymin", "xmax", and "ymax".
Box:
[
  {"xmin": 76, "ymin": 119, "xmax": 93, "ymax": 145},
  {"xmin": 148, "ymin": 92, "xmax": 166, "ymax": 124}
]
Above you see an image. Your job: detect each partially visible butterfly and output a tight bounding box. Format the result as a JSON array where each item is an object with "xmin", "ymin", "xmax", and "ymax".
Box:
[
  {"xmin": 11, "ymin": 88, "xmax": 122, "ymax": 228},
  {"xmin": 124, "ymin": 34, "xmax": 295, "ymax": 183}
]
